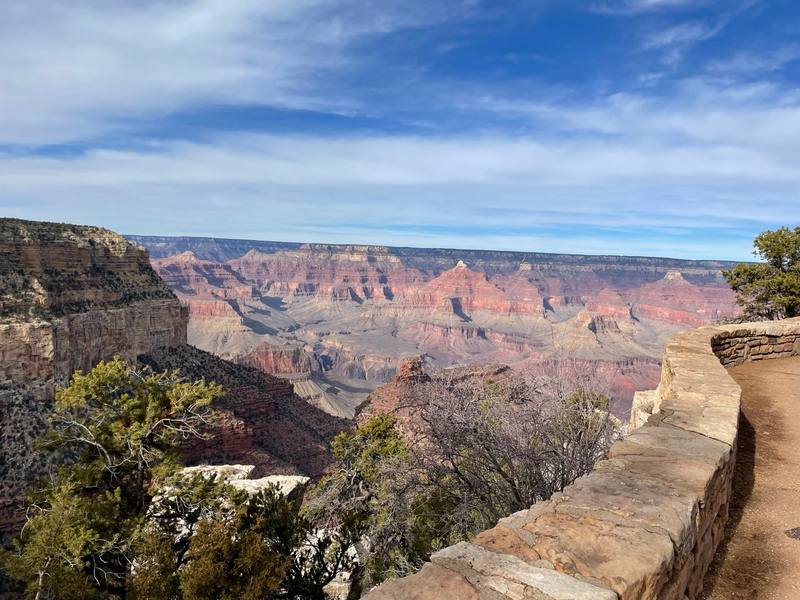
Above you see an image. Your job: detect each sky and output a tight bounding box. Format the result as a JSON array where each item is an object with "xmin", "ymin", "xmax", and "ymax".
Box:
[{"xmin": 1, "ymin": 0, "xmax": 799, "ymax": 260}]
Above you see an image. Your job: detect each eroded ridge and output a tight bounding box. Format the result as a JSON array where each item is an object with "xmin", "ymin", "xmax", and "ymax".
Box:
[{"xmin": 364, "ymin": 319, "xmax": 800, "ymax": 600}]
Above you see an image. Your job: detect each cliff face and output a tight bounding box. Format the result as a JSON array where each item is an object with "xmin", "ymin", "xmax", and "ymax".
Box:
[
  {"xmin": 137, "ymin": 235, "xmax": 739, "ymax": 419},
  {"xmin": 0, "ymin": 219, "xmax": 349, "ymax": 534},
  {"xmin": 1, "ymin": 219, "xmax": 178, "ymax": 321},
  {"xmin": 2, "ymin": 221, "xmax": 349, "ymax": 536},
  {"xmin": 0, "ymin": 219, "xmax": 188, "ymax": 534}
]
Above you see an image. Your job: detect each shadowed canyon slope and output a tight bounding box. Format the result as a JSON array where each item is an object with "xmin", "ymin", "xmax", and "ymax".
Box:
[{"xmin": 131, "ymin": 236, "xmax": 739, "ymax": 418}]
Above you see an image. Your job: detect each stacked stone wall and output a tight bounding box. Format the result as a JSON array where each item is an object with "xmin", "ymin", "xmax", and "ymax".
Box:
[{"xmin": 365, "ymin": 318, "xmax": 800, "ymax": 600}]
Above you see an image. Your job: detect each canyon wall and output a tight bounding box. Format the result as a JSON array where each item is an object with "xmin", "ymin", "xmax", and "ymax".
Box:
[
  {"xmin": 0, "ymin": 219, "xmax": 188, "ymax": 534},
  {"xmin": 2, "ymin": 221, "xmax": 351, "ymax": 536},
  {"xmin": 131, "ymin": 235, "xmax": 739, "ymax": 419},
  {"xmin": 363, "ymin": 318, "xmax": 800, "ymax": 600}
]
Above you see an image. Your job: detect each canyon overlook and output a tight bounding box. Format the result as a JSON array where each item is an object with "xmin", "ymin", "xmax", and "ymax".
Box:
[
  {"xmin": 132, "ymin": 236, "xmax": 739, "ymax": 418},
  {"xmin": 0, "ymin": 218, "xmax": 777, "ymax": 600}
]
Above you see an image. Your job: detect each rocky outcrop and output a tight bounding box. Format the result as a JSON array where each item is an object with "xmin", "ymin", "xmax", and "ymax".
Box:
[
  {"xmin": 152, "ymin": 251, "xmax": 255, "ymax": 299},
  {"xmin": 238, "ymin": 343, "xmax": 321, "ymax": 377},
  {"xmin": 1, "ymin": 219, "xmax": 178, "ymax": 321},
  {"xmin": 184, "ymin": 298, "xmax": 244, "ymax": 321},
  {"xmin": 404, "ymin": 261, "xmax": 544, "ymax": 318},
  {"xmin": 228, "ymin": 245, "xmax": 427, "ymax": 301},
  {"xmin": 364, "ymin": 318, "xmax": 800, "ymax": 600},
  {"xmin": 177, "ymin": 464, "xmax": 309, "ymax": 498},
  {"xmin": 355, "ymin": 356, "xmax": 431, "ymax": 429},
  {"xmin": 0, "ymin": 219, "xmax": 188, "ymax": 534}
]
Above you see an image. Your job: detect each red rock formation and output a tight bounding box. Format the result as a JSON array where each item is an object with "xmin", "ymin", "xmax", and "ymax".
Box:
[
  {"xmin": 238, "ymin": 343, "xmax": 321, "ymax": 377},
  {"xmin": 585, "ymin": 289, "xmax": 633, "ymax": 320},
  {"xmin": 628, "ymin": 271, "xmax": 736, "ymax": 326},
  {"xmin": 184, "ymin": 298, "xmax": 244, "ymax": 322},
  {"xmin": 356, "ymin": 356, "xmax": 431, "ymax": 430},
  {"xmin": 136, "ymin": 238, "xmax": 741, "ymax": 429},
  {"xmin": 228, "ymin": 245, "xmax": 427, "ymax": 301},
  {"xmin": 394, "ymin": 356, "xmax": 431, "ymax": 385},
  {"xmin": 405, "ymin": 261, "xmax": 543, "ymax": 317},
  {"xmin": 152, "ymin": 251, "xmax": 255, "ymax": 299}
]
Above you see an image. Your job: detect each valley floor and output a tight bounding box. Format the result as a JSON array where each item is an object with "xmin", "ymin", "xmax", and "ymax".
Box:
[{"xmin": 702, "ymin": 356, "xmax": 800, "ymax": 600}]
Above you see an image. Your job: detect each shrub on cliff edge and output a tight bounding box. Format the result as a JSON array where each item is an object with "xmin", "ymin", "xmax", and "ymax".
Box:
[
  {"xmin": 724, "ymin": 226, "xmax": 800, "ymax": 320},
  {"xmin": 305, "ymin": 370, "xmax": 619, "ymax": 587},
  {"xmin": 1, "ymin": 357, "xmax": 222, "ymax": 599}
]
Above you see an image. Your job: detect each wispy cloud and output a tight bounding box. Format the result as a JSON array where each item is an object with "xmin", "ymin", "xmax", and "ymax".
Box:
[
  {"xmin": 641, "ymin": 19, "xmax": 726, "ymax": 64},
  {"xmin": 590, "ymin": 0, "xmax": 709, "ymax": 16},
  {"xmin": 1, "ymin": 110, "xmax": 798, "ymax": 259},
  {"xmin": 0, "ymin": 0, "xmax": 797, "ymax": 260},
  {"xmin": 707, "ymin": 44, "xmax": 800, "ymax": 74},
  {"xmin": 0, "ymin": 0, "xmax": 471, "ymax": 145},
  {"xmin": 643, "ymin": 21, "xmax": 722, "ymax": 50}
]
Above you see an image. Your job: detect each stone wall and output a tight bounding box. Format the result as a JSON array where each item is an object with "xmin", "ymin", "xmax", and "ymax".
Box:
[{"xmin": 365, "ymin": 318, "xmax": 800, "ymax": 600}]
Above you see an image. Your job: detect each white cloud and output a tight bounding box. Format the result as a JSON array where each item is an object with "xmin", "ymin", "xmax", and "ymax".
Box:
[
  {"xmin": 640, "ymin": 19, "xmax": 727, "ymax": 64},
  {"xmin": 1, "ymin": 113, "xmax": 798, "ymax": 260},
  {"xmin": 590, "ymin": 0, "xmax": 710, "ymax": 16},
  {"xmin": 0, "ymin": 0, "xmax": 795, "ymax": 260},
  {"xmin": 643, "ymin": 21, "xmax": 722, "ymax": 50},
  {"xmin": 0, "ymin": 0, "xmax": 468, "ymax": 145},
  {"xmin": 467, "ymin": 77, "xmax": 800, "ymax": 155},
  {"xmin": 707, "ymin": 45, "xmax": 800, "ymax": 74}
]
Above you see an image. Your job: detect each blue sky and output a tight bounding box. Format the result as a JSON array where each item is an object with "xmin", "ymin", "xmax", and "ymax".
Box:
[{"xmin": 1, "ymin": 0, "xmax": 799, "ymax": 260}]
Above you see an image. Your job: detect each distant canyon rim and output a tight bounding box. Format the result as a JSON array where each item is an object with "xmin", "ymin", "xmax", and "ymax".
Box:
[{"xmin": 130, "ymin": 236, "xmax": 740, "ymax": 419}]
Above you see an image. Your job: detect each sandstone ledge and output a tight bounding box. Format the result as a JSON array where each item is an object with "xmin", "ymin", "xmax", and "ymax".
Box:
[{"xmin": 364, "ymin": 318, "xmax": 800, "ymax": 600}]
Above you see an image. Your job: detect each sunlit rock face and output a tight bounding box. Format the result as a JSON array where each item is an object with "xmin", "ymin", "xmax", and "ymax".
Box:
[
  {"xmin": 0, "ymin": 221, "xmax": 350, "ymax": 536},
  {"xmin": 136, "ymin": 235, "xmax": 739, "ymax": 419},
  {"xmin": 0, "ymin": 219, "xmax": 188, "ymax": 535}
]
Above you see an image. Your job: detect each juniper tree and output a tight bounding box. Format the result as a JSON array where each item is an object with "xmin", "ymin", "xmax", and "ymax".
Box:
[
  {"xmin": 2, "ymin": 357, "xmax": 222, "ymax": 599},
  {"xmin": 724, "ymin": 226, "xmax": 800, "ymax": 320}
]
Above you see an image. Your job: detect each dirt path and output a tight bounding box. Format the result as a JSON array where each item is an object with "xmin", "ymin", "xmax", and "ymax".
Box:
[{"xmin": 702, "ymin": 356, "xmax": 800, "ymax": 600}]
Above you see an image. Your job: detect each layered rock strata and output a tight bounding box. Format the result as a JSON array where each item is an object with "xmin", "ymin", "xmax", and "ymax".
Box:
[
  {"xmin": 138, "ymin": 236, "xmax": 739, "ymax": 418},
  {"xmin": 364, "ymin": 318, "xmax": 800, "ymax": 600},
  {"xmin": 0, "ymin": 219, "xmax": 188, "ymax": 534}
]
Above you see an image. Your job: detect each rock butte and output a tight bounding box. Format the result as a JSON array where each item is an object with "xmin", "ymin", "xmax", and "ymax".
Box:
[{"xmin": 135, "ymin": 236, "xmax": 739, "ymax": 419}]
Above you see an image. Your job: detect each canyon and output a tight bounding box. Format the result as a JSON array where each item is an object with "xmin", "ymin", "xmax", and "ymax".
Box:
[
  {"xmin": 0, "ymin": 219, "xmax": 343, "ymax": 537},
  {"xmin": 132, "ymin": 236, "xmax": 739, "ymax": 418}
]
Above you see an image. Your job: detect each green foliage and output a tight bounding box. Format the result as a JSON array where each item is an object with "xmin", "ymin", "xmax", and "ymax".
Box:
[
  {"xmin": 724, "ymin": 226, "xmax": 800, "ymax": 319},
  {"xmin": 330, "ymin": 413, "xmax": 407, "ymax": 484},
  {"xmin": 179, "ymin": 485, "xmax": 358, "ymax": 600},
  {"xmin": 1, "ymin": 483, "xmax": 101, "ymax": 600},
  {"xmin": 2, "ymin": 357, "xmax": 223, "ymax": 598},
  {"xmin": 179, "ymin": 507, "xmax": 287, "ymax": 600},
  {"xmin": 3, "ymin": 356, "xmax": 361, "ymax": 599},
  {"xmin": 129, "ymin": 529, "xmax": 180, "ymax": 600}
]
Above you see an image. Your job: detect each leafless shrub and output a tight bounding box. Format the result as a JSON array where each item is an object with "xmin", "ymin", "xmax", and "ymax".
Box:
[{"xmin": 407, "ymin": 366, "xmax": 619, "ymax": 536}]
